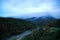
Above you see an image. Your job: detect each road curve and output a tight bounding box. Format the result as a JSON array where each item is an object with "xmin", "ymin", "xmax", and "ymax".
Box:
[{"xmin": 7, "ymin": 27, "xmax": 39, "ymax": 40}]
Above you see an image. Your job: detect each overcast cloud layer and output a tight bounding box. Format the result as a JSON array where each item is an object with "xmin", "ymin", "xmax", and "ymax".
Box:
[{"xmin": 0, "ymin": 0, "xmax": 60, "ymax": 18}]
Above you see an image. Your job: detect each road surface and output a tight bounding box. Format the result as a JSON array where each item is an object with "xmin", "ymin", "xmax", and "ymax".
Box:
[{"xmin": 7, "ymin": 27, "xmax": 39, "ymax": 40}]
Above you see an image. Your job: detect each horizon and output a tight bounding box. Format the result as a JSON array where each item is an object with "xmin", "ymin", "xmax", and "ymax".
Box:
[{"xmin": 0, "ymin": 0, "xmax": 60, "ymax": 18}]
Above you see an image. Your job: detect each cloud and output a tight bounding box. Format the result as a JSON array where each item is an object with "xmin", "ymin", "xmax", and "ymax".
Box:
[{"xmin": 0, "ymin": 0, "xmax": 60, "ymax": 18}]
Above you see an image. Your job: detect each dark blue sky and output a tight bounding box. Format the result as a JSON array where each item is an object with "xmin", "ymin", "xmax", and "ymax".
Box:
[{"xmin": 0, "ymin": 0, "xmax": 60, "ymax": 18}]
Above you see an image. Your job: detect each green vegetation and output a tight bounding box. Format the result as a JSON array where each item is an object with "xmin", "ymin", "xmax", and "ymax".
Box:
[
  {"xmin": 22, "ymin": 19, "xmax": 60, "ymax": 40},
  {"xmin": 0, "ymin": 17, "xmax": 60, "ymax": 40},
  {"xmin": 0, "ymin": 18, "xmax": 37, "ymax": 40}
]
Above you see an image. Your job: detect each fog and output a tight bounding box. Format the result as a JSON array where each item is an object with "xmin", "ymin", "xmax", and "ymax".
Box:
[{"xmin": 0, "ymin": 0, "xmax": 60, "ymax": 18}]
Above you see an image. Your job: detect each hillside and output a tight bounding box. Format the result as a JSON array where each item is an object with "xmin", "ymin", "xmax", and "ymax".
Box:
[
  {"xmin": 22, "ymin": 19, "xmax": 60, "ymax": 40},
  {"xmin": 0, "ymin": 17, "xmax": 37, "ymax": 40},
  {"xmin": 25, "ymin": 16, "xmax": 56, "ymax": 26},
  {"xmin": 48, "ymin": 19, "xmax": 60, "ymax": 27}
]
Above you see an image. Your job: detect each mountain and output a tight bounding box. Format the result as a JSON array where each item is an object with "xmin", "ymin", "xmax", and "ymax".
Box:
[
  {"xmin": 22, "ymin": 19, "xmax": 60, "ymax": 40},
  {"xmin": 25, "ymin": 17, "xmax": 37, "ymax": 21},
  {"xmin": 0, "ymin": 17, "xmax": 37, "ymax": 40},
  {"xmin": 25, "ymin": 16, "xmax": 56, "ymax": 26},
  {"xmin": 48, "ymin": 19, "xmax": 60, "ymax": 27}
]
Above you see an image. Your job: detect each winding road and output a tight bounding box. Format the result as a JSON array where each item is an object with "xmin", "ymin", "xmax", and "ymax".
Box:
[{"xmin": 7, "ymin": 27, "xmax": 39, "ymax": 40}]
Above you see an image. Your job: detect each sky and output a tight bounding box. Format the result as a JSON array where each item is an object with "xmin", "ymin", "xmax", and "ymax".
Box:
[{"xmin": 0, "ymin": 0, "xmax": 60, "ymax": 18}]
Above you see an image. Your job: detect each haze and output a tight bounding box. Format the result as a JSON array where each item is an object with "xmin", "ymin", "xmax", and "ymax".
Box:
[{"xmin": 0, "ymin": 0, "xmax": 60, "ymax": 18}]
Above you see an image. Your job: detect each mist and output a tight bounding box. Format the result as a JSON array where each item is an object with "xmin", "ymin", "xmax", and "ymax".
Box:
[{"xmin": 0, "ymin": 0, "xmax": 60, "ymax": 18}]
